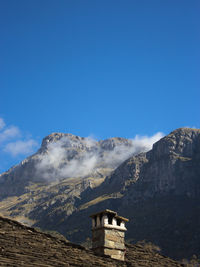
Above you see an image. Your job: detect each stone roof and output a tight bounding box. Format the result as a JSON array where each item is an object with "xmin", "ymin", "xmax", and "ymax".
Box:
[{"xmin": 0, "ymin": 216, "xmax": 183, "ymax": 266}]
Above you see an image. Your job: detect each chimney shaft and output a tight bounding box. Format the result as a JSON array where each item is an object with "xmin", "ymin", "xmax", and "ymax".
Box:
[{"xmin": 90, "ymin": 209, "xmax": 129, "ymax": 261}]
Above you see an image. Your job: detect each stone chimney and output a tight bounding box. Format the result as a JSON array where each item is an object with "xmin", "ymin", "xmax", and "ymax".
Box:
[{"xmin": 90, "ymin": 209, "xmax": 129, "ymax": 261}]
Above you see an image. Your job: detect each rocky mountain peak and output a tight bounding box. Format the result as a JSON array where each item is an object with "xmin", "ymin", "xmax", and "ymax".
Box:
[
  {"xmin": 0, "ymin": 132, "xmax": 145, "ymax": 199},
  {"xmin": 149, "ymin": 128, "xmax": 200, "ymax": 161},
  {"xmin": 41, "ymin": 134, "xmax": 132, "ymax": 152},
  {"xmin": 97, "ymin": 128, "xmax": 200, "ymax": 199},
  {"xmin": 99, "ymin": 137, "xmax": 133, "ymax": 150},
  {"xmin": 40, "ymin": 133, "xmax": 96, "ymax": 152}
]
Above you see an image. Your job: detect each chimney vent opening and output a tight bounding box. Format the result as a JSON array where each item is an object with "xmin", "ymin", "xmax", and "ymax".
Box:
[
  {"xmin": 107, "ymin": 213, "xmax": 114, "ymax": 225},
  {"xmin": 117, "ymin": 218, "xmax": 121, "ymax": 226}
]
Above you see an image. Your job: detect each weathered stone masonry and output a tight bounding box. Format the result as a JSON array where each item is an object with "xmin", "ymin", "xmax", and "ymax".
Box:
[{"xmin": 90, "ymin": 209, "xmax": 129, "ymax": 261}]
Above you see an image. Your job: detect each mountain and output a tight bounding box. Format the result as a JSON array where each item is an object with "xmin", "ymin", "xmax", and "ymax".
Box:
[
  {"xmin": 0, "ymin": 215, "xmax": 183, "ymax": 266},
  {"xmin": 0, "ymin": 133, "xmax": 133, "ymax": 198},
  {"xmin": 0, "ymin": 133, "xmax": 144, "ymax": 199},
  {"xmin": 0, "ymin": 132, "xmax": 153, "ymax": 225},
  {"xmin": 0, "ymin": 128, "xmax": 199, "ymax": 260}
]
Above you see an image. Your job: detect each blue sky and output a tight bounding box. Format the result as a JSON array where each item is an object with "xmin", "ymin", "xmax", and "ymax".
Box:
[{"xmin": 0, "ymin": 0, "xmax": 199, "ymax": 173}]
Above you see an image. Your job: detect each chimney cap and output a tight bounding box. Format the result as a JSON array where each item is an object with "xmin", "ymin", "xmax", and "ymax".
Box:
[{"xmin": 90, "ymin": 209, "xmax": 129, "ymax": 222}]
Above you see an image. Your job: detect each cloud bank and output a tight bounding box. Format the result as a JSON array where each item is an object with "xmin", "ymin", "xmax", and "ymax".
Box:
[
  {"xmin": 4, "ymin": 139, "xmax": 38, "ymax": 156},
  {"xmin": 0, "ymin": 117, "xmax": 38, "ymax": 157},
  {"xmin": 36, "ymin": 132, "xmax": 164, "ymax": 181},
  {"xmin": 0, "ymin": 117, "xmax": 164, "ymax": 179},
  {"xmin": 0, "ymin": 126, "xmax": 21, "ymax": 143},
  {"xmin": 0, "ymin": 118, "xmax": 5, "ymax": 130}
]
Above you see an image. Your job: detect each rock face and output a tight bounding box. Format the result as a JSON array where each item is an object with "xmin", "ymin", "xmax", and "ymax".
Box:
[
  {"xmin": 0, "ymin": 128, "xmax": 200, "ymax": 261},
  {"xmin": 133, "ymin": 127, "xmax": 200, "ymax": 198},
  {"xmin": 0, "ymin": 215, "xmax": 182, "ymax": 266},
  {"xmin": 107, "ymin": 127, "xmax": 200, "ymax": 199}
]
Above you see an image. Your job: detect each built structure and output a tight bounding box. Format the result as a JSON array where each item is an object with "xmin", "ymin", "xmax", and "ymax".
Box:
[{"xmin": 90, "ymin": 209, "xmax": 129, "ymax": 261}]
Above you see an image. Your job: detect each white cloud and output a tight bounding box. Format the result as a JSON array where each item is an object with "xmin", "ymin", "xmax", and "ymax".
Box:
[
  {"xmin": 131, "ymin": 132, "xmax": 164, "ymax": 151},
  {"xmin": 102, "ymin": 132, "xmax": 164, "ymax": 168},
  {"xmin": 36, "ymin": 132, "xmax": 164, "ymax": 181},
  {"xmin": 36, "ymin": 137, "xmax": 98, "ymax": 180},
  {"xmin": 4, "ymin": 139, "xmax": 38, "ymax": 157},
  {"xmin": 0, "ymin": 118, "xmax": 38, "ymax": 162},
  {"xmin": 0, "ymin": 126, "xmax": 21, "ymax": 143},
  {"xmin": 0, "ymin": 118, "xmax": 5, "ymax": 130},
  {"xmin": 0, "ymin": 117, "xmax": 164, "ymax": 179}
]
